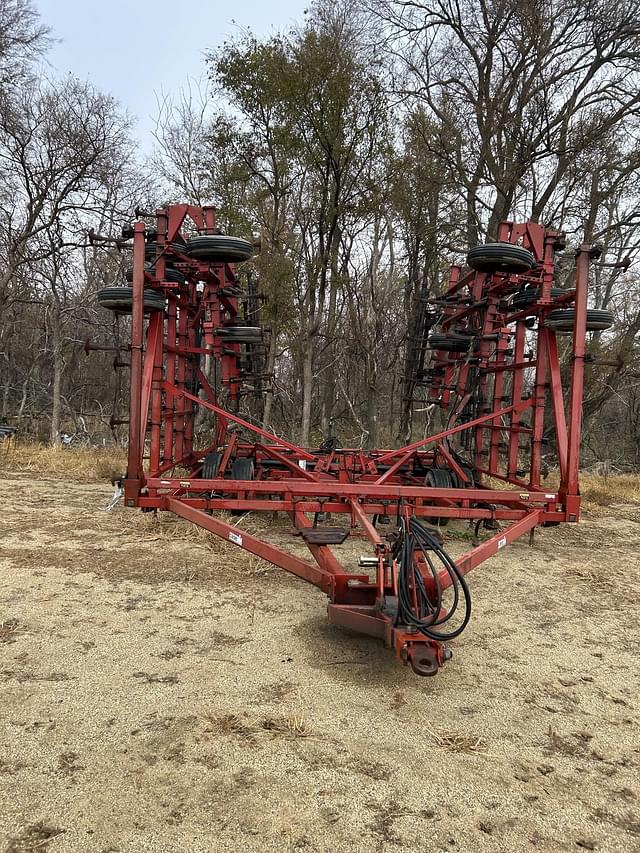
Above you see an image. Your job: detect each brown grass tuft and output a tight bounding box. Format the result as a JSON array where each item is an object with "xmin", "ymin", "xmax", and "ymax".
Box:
[
  {"xmin": 0, "ymin": 618, "xmax": 21, "ymax": 643},
  {"xmin": 7, "ymin": 821, "xmax": 65, "ymax": 852},
  {"xmin": 202, "ymin": 709, "xmax": 310, "ymax": 741},
  {"xmin": 260, "ymin": 712, "xmax": 310, "ymax": 738},
  {"xmin": 580, "ymin": 473, "xmax": 640, "ymax": 508},
  {"xmin": 0, "ymin": 441, "xmax": 126, "ymax": 482},
  {"xmin": 543, "ymin": 471, "xmax": 640, "ymax": 509},
  {"xmin": 427, "ymin": 728, "xmax": 488, "ymax": 754}
]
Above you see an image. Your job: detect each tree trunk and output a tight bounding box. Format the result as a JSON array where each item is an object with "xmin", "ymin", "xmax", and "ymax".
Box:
[
  {"xmin": 261, "ymin": 332, "xmax": 278, "ymax": 430},
  {"xmin": 50, "ymin": 309, "xmax": 63, "ymax": 446},
  {"xmin": 300, "ymin": 343, "xmax": 313, "ymax": 445}
]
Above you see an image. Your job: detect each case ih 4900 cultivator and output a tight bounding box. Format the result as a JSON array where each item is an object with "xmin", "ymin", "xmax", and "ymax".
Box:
[{"xmin": 95, "ymin": 204, "xmax": 613, "ymax": 677}]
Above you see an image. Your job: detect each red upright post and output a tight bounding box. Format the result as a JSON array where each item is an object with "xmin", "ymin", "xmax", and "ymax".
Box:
[
  {"xmin": 564, "ymin": 244, "xmax": 591, "ymax": 519},
  {"xmin": 125, "ymin": 221, "xmax": 146, "ymax": 504}
]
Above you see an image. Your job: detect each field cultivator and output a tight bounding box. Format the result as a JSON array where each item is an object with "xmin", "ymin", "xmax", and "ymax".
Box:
[{"xmin": 93, "ymin": 205, "xmax": 612, "ymax": 677}]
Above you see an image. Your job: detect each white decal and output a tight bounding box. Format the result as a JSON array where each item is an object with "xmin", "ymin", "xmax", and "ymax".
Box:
[
  {"xmin": 298, "ymin": 460, "xmax": 307, "ymax": 470},
  {"xmin": 497, "ymin": 536, "xmax": 507, "ymax": 550},
  {"xmin": 545, "ymin": 494, "xmax": 556, "ymax": 499},
  {"xmin": 228, "ymin": 531, "xmax": 243, "ymax": 546}
]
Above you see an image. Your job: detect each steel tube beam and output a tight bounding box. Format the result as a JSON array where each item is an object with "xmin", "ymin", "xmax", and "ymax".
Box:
[
  {"xmin": 166, "ymin": 498, "xmax": 334, "ymax": 594},
  {"xmin": 125, "ymin": 222, "xmax": 146, "ymax": 494},
  {"xmin": 376, "ymin": 399, "xmax": 532, "ymax": 464}
]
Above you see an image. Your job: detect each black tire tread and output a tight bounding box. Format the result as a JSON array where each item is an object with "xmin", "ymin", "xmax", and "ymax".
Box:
[
  {"xmin": 230, "ymin": 457, "xmax": 255, "ymax": 481},
  {"xmin": 186, "ymin": 235, "xmax": 253, "ymax": 262},
  {"xmin": 97, "ymin": 286, "xmax": 166, "ymax": 313},
  {"xmin": 428, "ymin": 333, "xmax": 472, "ymax": 352},
  {"xmin": 126, "ymin": 265, "xmax": 185, "ymax": 284},
  {"xmin": 511, "ymin": 286, "xmax": 568, "ymax": 309},
  {"xmin": 545, "ymin": 308, "xmax": 614, "ymax": 332},
  {"xmin": 201, "ymin": 451, "xmax": 222, "ymax": 480},
  {"xmin": 467, "ymin": 242, "xmax": 536, "ymax": 274},
  {"xmin": 424, "ymin": 468, "xmax": 452, "ymax": 526}
]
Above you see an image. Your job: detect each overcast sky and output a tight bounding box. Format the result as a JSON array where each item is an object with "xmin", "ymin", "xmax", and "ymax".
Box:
[{"xmin": 36, "ymin": 0, "xmax": 306, "ymax": 150}]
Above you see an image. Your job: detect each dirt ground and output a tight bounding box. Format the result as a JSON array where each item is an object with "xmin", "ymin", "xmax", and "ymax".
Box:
[{"xmin": 0, "ymin": 471, "xmax": 639, "ymax": 853}]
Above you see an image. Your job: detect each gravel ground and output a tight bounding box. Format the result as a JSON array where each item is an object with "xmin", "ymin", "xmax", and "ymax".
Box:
[{"xmin": 0, "ymin": 472, "xmax": 639, "ymax": 853}]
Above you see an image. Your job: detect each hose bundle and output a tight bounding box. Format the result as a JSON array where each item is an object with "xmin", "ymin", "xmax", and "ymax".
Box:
[{"xmin": 394, "ymin": 517, "xmax": 472, "ymax": 640}]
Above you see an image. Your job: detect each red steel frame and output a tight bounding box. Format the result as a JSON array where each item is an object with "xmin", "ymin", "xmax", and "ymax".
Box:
[{"xmin": 119, "ymin": 205, "xmax": 593, "ymax": 676}]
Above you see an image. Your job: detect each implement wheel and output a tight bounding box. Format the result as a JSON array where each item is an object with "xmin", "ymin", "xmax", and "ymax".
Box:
[
  {"xmin": 424, "ymin": 468, "xmax": 453, "ymax": 526},
  {"xmin": 545, "ymin": 308, "xmax": 614, "ymax": 333},
  {"xmin": 126, "ymin": 265, "xmax": 185, "ymax": 284},
  {"xmin": 428, "ymin": 333, "xmax": 473, "ymax": 353},
  {"xmin": 219, "ymin": 325, "xmax": 262, "ymax": 343},
  {"xmin": 467, "ymin": 242, "xmax": 536, "ymax": 274},
  {"xmin": 97, "ymin": 286, "xmax": 166, "ymax": 314},
  {"xmin": 202, "ymin": 451, "xmax": 222, "ymax": 480},
  {"xmin": 186, "ymin": 235, "xmax": 254, "ymax": 263},
  {"xmin": 229, "ymin": 457, "xmax": 255, "ymax": 516},
  {"xmin": 511, "ymin": 286, "xmax": 568, "ymax": 310}
]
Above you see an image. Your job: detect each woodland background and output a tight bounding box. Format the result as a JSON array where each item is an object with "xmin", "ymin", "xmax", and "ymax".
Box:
[{"xmin": 1, "ymin": 0, "xmax": 639, "ymax": 466}]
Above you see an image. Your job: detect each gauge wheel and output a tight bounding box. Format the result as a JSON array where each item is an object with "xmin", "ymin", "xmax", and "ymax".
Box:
[{"xmin": 424, "ymin": 468, "xmax": 453, "ymax": 526}]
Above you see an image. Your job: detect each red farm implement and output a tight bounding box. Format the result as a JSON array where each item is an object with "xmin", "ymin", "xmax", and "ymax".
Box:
[{"xmin": 93, "ymin": 205, "xmax": 612, "ymax": 677}]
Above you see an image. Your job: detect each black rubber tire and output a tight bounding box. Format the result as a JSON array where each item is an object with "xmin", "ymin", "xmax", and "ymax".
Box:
[
  {"xmin": 219, "ymin": 326, "xmax": 261, "ymax": 336},
  {"xmin": 511, "ymin": 287, "xmax": 568, "ymax": 309},
  {"xmin": 186, "ymin": 235, "xmax": 253, "ymax": 263},
  {"xmin": 230, "ymin": 457, "xmax": 255, "ymax": 481},
  {"xmin": 467, "ymin": 242, "xmax": 536, "ymax": 274},
  {"xmin": 451, "ymin": 465, "xmax": 475, "ymax": 489},
  {"xmin": 428, "ymin": 333, "xmax": 473, "ymax": 352},
  {"xmin": 424, "ymin": 468, "xmax": 453, "ymax": 526},
  {"xmin": 219, "ymin": 326, "xmax": 262, "ymax": 343},
  {"xmin": 201, "ymin": 451, "xmax": 222, "ymax": 480},
  {"xmin": 229, "ymin": 457, "xmax": 255, "ymax": 515},
  {"xmin": 126, "ymin": 265, "xmax": 185, "ymax": 284},
  {"xmin": 144, "ymin": 242, "xmax": 187, "ymax": 261},
  {"xmin": 97, "ymin": 286, "xmax": 166, "ymax": 314},
  {"xmin": 545, "ymin": 308, "xmax": 614, "ymax": 333}
]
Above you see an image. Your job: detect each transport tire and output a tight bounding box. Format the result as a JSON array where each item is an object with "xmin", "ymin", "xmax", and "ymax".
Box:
[
  {"xmin": 511, "ymin": 286, "xmax": 567, "ymax": 309},
  {"xmin": 467, "ymin": 242, "xmax": 536, "ymax": 274},
  {"xmin": 545, "ymin": 308, "xmax": 614, "ymax": 333},
  {"xmin": 126, "ymin": 265, "xmax": 185, "ymax": 284},
  {"xmin": 186, "ymin": 235, "xmax": 254, "ymax": 263},
  {"xmin": 97, "ymin": 286, "xmax": 166, "ymax": 314},
  {"xmin": 428, "ymin": 333, "xmax": 472, "ymax": 352},
  {"xmin": 218, "ymin": 326, "xmax": 262, "ymax": 343},
  {"xmin": 144, "ymin": 241, "xmax": 186, "ymax": 261}
]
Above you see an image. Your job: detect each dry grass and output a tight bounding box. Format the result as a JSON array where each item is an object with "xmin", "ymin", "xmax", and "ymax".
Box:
[
  {"xmin": 578, "ymin": 473, "xmax": 640, "ymax": 508},
  {"xmin": 427, "ymin": 728, "xmax": 489, "ymax": 755},
  {"xmin": 6, "ymin": 821, "xmax": 65, "ymax": 852},
  {"xmin": 0, "ymin": 441, "xmax": 125, "ymax": 482},
  {"xmin": 108, "ymin": 510, "xmax": 273, "ymax": 573},
  {"xmin": 478, "ymin": 471, "xmax": 640, "ymax": 509},
  {"xmin": 0, "ymin": 618, "xmax": 20, "ymax": 643},
  {"xmin": 202, "ymin": 710, "xmax": 310, "ymax": 742},
  {"xmin": 564, "ymin": 561, "xmax": 639, "ymax": 604},
  {"xmin": 565, "ymin": 561, "xmax": 612, "ymax": 590},
  {"xmin": 539, "ymin": 471, "xmax": 640, "ymax": 507}
]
